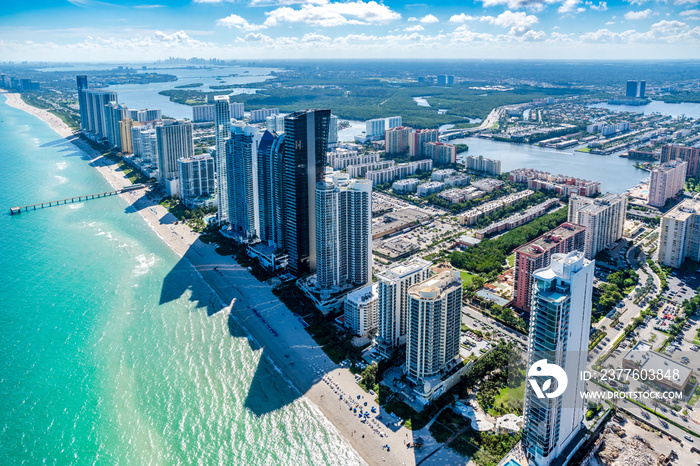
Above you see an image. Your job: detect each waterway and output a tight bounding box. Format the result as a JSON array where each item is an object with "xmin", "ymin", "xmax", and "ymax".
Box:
[
  {"xmin": 0, "ymin": 94, "xmax": 358, "ymax": 464},
  {"xmin": 589, "ymin": 100, "xmax": 700, "ymax": 119},
  {"xmin": 453, "ymin": 137, "xmax": 649, "ymax": 194}
]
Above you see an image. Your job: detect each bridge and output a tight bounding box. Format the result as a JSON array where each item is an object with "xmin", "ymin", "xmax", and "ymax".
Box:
[{"xmin": 9, "ymin": 184, "xmax": 150, "ymax": 215}]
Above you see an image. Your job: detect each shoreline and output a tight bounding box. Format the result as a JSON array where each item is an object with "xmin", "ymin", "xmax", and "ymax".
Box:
[{"xmin": 3, "ymin": 92, "xmax": 462, "ymax": 466}]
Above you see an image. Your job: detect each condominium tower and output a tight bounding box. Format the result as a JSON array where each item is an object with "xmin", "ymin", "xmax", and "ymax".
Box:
[
  {"xmin": 568, "ymin": 193, "xmax": 627, "ymax": 259},
  {"xmin": 279, "ymin": 109, "xmax": 331, "ymax": 276},
  {"xmin": 227, "ymin": 125, "xmax": 262, "ymax": 240},
  {"xmin": 344, "ymin": 283, "xmax": 379, "ymax": 338},
  {"xmin": 214, "ymin": 95, "xmax": 231, "ymax": 223},
  {"xmin": 375, "ymin": 257, "xmax": 432, "ymax": 358},
  {"xmin": 513, "ymin": 223, "xmax": 586, "ymax": 312},
  {"xmin": 156, "ymin": 120, "xmax": 194, "ymax": 190},
  {"xmin": 178, "ymin": 154, "xmax": 215, "ymax": 208},
  {"xmin": 661, "ymin": 144, "xmax": 700, "ymax": 178},
  {"xmin": 648, "ymin": 160, "xmax": 688, "ymax": 208},
  {"xmin": 658, "ymin": 194, "xmax": 700, "ymax": 268},
  {"xmin": 405, "ymin": 269, "xmax": 462, "ymax": 389},
  {"xmin": 523, "ymin": 251, "xmax": 594, "ymax": 466}
]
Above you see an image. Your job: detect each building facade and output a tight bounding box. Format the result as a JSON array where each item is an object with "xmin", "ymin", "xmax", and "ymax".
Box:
[
  {"xmin": 227, "ymin": 125, "xmax": 262, "ymax": 240},
  {"xmin": 375, "ymin": 257, "xmax": 432, "ymax": 358},
  {"xmin": 523, "ymin": 251, "xmax": 594, "ymax": 466},
  {"xmin": 568, "ymin": 193, "xmax": 627, "ymax": 259},
  {"xmin": 178, "ymin": 154, "xmax": 215, "ymax": 208},
  {"xmin": 214, "ymin": 95, "xmax": 231, "ymax": 223},
  {"xmin": 658, "ymin": 195, "xmax": 700, "ymax": 268},
  {"xmin": 344, "ymin": 284, "xmax": 379, "ymax": 338},
  {"xmin": 156, "ymin": 120, "xmax": 194, "ymax": 186},
  {"xmin": 513, "ymin": 223, "xmax": 586, "ymax": 312},
  {"xmin": 648, "ymin": 160, "xmax": 688, "ymax": 208},
  {"xmin": 661, "ymin": 144, "xmax": 700, "ymax": 178}
]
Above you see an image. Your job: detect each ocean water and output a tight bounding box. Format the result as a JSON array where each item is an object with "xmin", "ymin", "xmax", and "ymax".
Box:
[{"xmin": 0, "ymin": 99, "xmax": 359, "ymax": 464}]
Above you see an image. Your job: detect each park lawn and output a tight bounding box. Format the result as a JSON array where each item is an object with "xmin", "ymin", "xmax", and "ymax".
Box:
[
  {"xmin": 506, "ymin": 254, "xmax": 515, "ymax": 268},
  {"xmin": 576, "ymin": 147, "xmax": 592, "ymax": 153},
  {"xmin": 460, "ymin": 270, "xmax": 479, "ymax": 286},
  {"xmin": 489, "ymin": 376, "xmax": 526, "ymax": 416}
]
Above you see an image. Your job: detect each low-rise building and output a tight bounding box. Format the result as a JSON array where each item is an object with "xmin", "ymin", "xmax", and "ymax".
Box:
[
  {"xmin": 392, "ymin": 178, "xmax": 420, "ymax": 194},
  {"xmin": 417, "ymin": 181, "xmax": 445, "ymax": 197}
]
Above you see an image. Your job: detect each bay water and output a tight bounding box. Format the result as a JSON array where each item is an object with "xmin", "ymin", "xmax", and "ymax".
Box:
[{"xmin": 0, "ymin": 98, "xmax": 359, "ymax": 465}]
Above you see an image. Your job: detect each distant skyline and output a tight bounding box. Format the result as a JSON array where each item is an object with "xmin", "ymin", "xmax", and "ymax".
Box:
[{"xmin": 1, "ymin": 0, "xmax": 699, "ymax": 61}]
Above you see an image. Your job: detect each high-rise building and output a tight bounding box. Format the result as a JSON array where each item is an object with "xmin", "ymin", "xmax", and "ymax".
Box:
[
  {"xmin": 387, "ymin": 116, "xmax": 402, "ymax": 130},
  {"xmin": 657, "ymin": 194, "xmax": 700, "ymax": 268},
  {"xmin": 328, "ymin": 114, "xmax": 338, "ymax": 148},
  {"xmin": 227, "ymin": 125, "xmax": 262, "ymax": 240},
  {"xmin": 375, "ymin": 257, "xmax": 432, "ymax": 358},
  {"xmin": 84, "ymin": 90, "xmax": 118, "ymax": 140},
  {"xmin": 76, "ymin": 75, "xmax": 89, "ymax": 131},
  {"xmin": 279, "ymin": 109, "xmax": 331, "ymax": 276},
  {"xmin": 366, "ymin": 118, "xmax": 386, "ymax": 139},
  {"xmin": 266, "ymin": 115, "xmax": 286, "ymax": 133},
  {"xmin": 178, "ymin": 154, "xmax": 215, "ymax": 208},
  {"xmin": 523, "ymin": 251, "xmax": 594, "ymax": 466},
  {"xmin": 156, "ymin": 120, "xmax": 194, "ymax": 195},
  {"xmin": 344, "ymin": 284, "xmax": 379, "ymax": 338},
  {"xmin": 118, "ymin": 119, "xmax": 136, "ymax": 154},
  {"xmin": 626, "ymin": 80, "xmax": 638, "ymax": 98},
  {"xmin": 315, "ymin": 177, "xmax": 373, "ymax": 290},
  {"xmin": 513, "ymin": 223, "xmax": 586, "ymax": 312},
  {"xmin": 409, "ymin": 128, "xmax": 439, "ymax": 158},
  {"xmin": 437, "ymin": 75, "xmax": 447, "ymax": 86},
  {"xmin": 250, "ymin": 108, "xmax": 279, "ymax": 122},
  {"xmin": 214, "ymin": 95, "xmax": 232, "ymax": 224},
  {"xmin": 405, "ymin": 269, "xmax": 462, "ymax": 388},
  {"xmin": 385, "ymin": 126, "xmax": 411, "ymax": 155},
  {"xmin": 256, "ymin": 130, "xmax": 277, "ymax": 245},
  {"xmin": 192, "ymin": 104, "xmax": 215, "ymax": 122},
  {"xmin": 230, "ymin": 102, "xmax": 244, "ymax": 120},
  {"xmin": 648, "ymin": 160, "xmax": 687, "ymax": 208},
  {"xmin": 424, "ymin": 141, "xmax": 457, "ymax": 164},
  {"xmin": 568, "ymin": 193, "xmax": 627, "ymax": 259},
  {"xmin": 661, "ymin": 144, "xmax": 700, "ymax": 178},
  {"xmin": 132, "ymin": 125, "xmax": 158, "ymax": 166},
  {"xmin": 638, "ymin": 80, "xmax": 646, "ymax": 98},
  {"xmin": 465, "ymin": 155, "xmax": 501, "ymax": 175}
]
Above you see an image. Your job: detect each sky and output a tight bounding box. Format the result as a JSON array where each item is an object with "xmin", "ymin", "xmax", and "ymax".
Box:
[{"xmin": 1, "ymin": 0, "xmax": 699, "ymax": 61}]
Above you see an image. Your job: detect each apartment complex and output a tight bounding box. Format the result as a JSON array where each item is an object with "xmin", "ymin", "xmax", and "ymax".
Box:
[
  {"xmin": 344, "ymin": 283, "xmax": 379, "ymax": 338},
  {"xmin": 375, "ymin": 257, "xmax": 432, "ymax": 359},
  {"xmin": 178, "ymin": 154, "xmax": 215, "ymax": 208},
  {"xmin": 658, "ymin": 195, "xmax": 700, "ymax": 268},
  {"xmin": 513, "ymin": 223, "xmax": 586, "ymax": 312},
  {"xmin": 568, "ymin": 193, "xmax": 627, "ymax": 259},
  {"xmin": 661, "ymin": 144, "xmax": 700, "ymax": 178},
  {"xmin": 648, "ymin": 160, "xmax": 688, "ymax": 208}
]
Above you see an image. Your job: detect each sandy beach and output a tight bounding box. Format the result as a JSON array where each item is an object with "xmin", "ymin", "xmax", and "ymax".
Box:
[{"xmin": 3, "ymin": 91, "xmax": 465, "ymax": 466}]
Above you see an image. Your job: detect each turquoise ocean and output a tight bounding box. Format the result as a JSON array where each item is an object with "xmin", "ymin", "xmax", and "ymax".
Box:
[{"xmin": 0, "ymin": 98, "xmax": 359, "ymax": 465}]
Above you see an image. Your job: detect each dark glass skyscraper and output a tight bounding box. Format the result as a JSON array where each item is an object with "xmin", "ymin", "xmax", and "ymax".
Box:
[
  {"xmin": 76, "ymin": 75, "xmax": 88, "ymax": 131},
  {"xmin": 280, "ymin": 109, "xmax": 331, "ymax": 276},
  {"xmin": 257, "ymin": 130, "xmax": 277, "ymax": 245}
]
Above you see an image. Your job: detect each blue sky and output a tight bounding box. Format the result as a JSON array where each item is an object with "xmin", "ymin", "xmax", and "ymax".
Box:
[{"xmin": 1, "ymin": 0, "xmax": 699, "ymax": 61}]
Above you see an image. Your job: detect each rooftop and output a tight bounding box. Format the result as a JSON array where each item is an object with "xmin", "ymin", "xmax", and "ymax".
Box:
[{"xmin": 515, "ymin": 222, "xmax": 585, "ymax": 258}]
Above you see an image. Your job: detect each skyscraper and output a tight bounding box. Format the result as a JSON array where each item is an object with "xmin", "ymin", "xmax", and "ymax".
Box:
[
  {"xmin": 328, "ymin": 114, "xmax": 338, "ymax": 148},
  {"xmin": 626, "ymin": 80, "xmax": 638, "ymax": 98},
  {"xmin": 256, "ymin": 130, "xmax": 278, "ymax": 245},
  {"xmin": 405, "ymin": 269, "xmax": 462, "ymax": 393},
  {"xmin": 648, "ymin": 160, "xmax": 687, "ymax": 208},
  {"xmin": 227, "ymin": 125, "xmax": 262, "ymax": 239},
  {"xmin": 178, "ymin": 154, "xmax": 215, "ymax": 208},
  {"xmin": 568, "ymin": 193, "xmax": 627, "ymax": 259},
  {"xmin": 280, "ymin": 109, "xmax": 331, "ymax": 276},
  {"xmin": 214, "ymin": 95, "xmax": 231, "ymax": 224},
  {"xmin": 84, "ymin": 90, "xmax": 118, "ymax": 140},
  {"xmin": 658, "ymin": 194, "xmax": 700, "ymax": 268},
  {"xmin": 523, "ymin": 251, "xmax": 594, "ymax": 466},
  {"xmin": 156, "ymin": 120, "xmax": 194, "ymax": 195},
  {"xmin": 76, "ymin": 75, "xmax": 89, "ymax": 131},
  {"xmin": 375, "ymin": 257, "xmax": 432, "ymax": 358},
  {"xmin": 661, "ymin": 144, "xmax": 699, "ymax": 178},
  {"xmin": 315, "ymin": 176, "xmax": 373, "ymax": 290}
]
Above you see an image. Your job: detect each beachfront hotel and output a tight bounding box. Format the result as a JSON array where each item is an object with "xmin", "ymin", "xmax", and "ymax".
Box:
[
  {"xmin": 523, "ymin": 251, "xmax": 594, "ymax": 466},
  {"xmin": 375, "ymin": 257, "xmax": 432, "ymax": 359},
  {"xmin": 214, "ymin": 95, "xmax": 231, "ymax": 224},
  {"xmin": 657, "ymin": 194, "xmax": 700, "ymax": 268},
  {"xmin": 567, "ymin": 193, "xmax": 627, "ymax": 259},
  {"xmin": 405, "ymin": 269, "xmax": 462, "ymax": 403}
]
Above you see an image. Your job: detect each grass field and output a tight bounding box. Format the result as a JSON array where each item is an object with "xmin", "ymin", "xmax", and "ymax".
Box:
[
  {"xmin": 489, "ymin": 377, "xmax": 526, "ymax": 416},
  {"xmin": 506, "ymin": 254, "xmax": 515, "ymax": 268},
  {"xmin": 460, "ymin": 270, "xmax": 479, "ymax": 286}
]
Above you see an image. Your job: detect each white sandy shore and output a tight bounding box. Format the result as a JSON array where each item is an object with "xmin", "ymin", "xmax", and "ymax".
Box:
[{"xmin": 3, "ymin": 91, "xmax": 466, "ymax": 466}]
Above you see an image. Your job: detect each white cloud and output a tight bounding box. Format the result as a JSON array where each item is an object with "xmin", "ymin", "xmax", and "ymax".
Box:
[
  {"xmin": 673, "ymin": 0, "xmax": 700, "ymax": 5},
  {"xmin": 624, "ymin": 9, "xmax": 653, "ymax": 20},
  {"xmin": 263, "ymin": 1, "xmax": 401, "ymax": 27},
  {"xmin": 651, "ymin": 20, "xmax": 688, "ymax": 33},
  {"xmin": 680, "ymin": 8, "xmax": 700, "ymax": 15},
  {"xmin": 478, "ymin": 0, "xmax": 556, "ymax": 13},
  {"xmin": 419, "ymin": 14, "xmax": 439, "ymax": 23},
  {"xmin": 134, "ymin": 4, "xmax": 165, "ymax": 8},
  {"xmin": 606, "ymin": 20, "xmax": 615, "ymax": 24},
  {"xmin": 407, "ymin": 16, "xmax": 418, "ymax": 21},
  {"xmin": 559, "ymin": 0, "xmax": 581, "ymax": 14},
  {"xmin": 522, "ymin": 29, "xmax": 547, "ymax": 40},
  {"xmin": 193, "ymin": 0, "xmax": 235, "ymax": 3},
  {"xmin": 623, "ymin": 0, "xmax": 649, "ymax": 5},
  {"xmin": 217, "ymin": 14, "xmax": 265, "ymax": 30},
  {"xmin": 585, "ymin": 1, "xmax": 608, "ymax": 11},
  {"xmin": 404, "ymin": 25, "xmax": 424, "ymax": 31},
  {"xmin": 449, "ymin": 13, "xmax": 477, "ymax": 22},
  {"xmin": 480, "ymin": 10, "xmax": 539, "ymax": 36}
]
